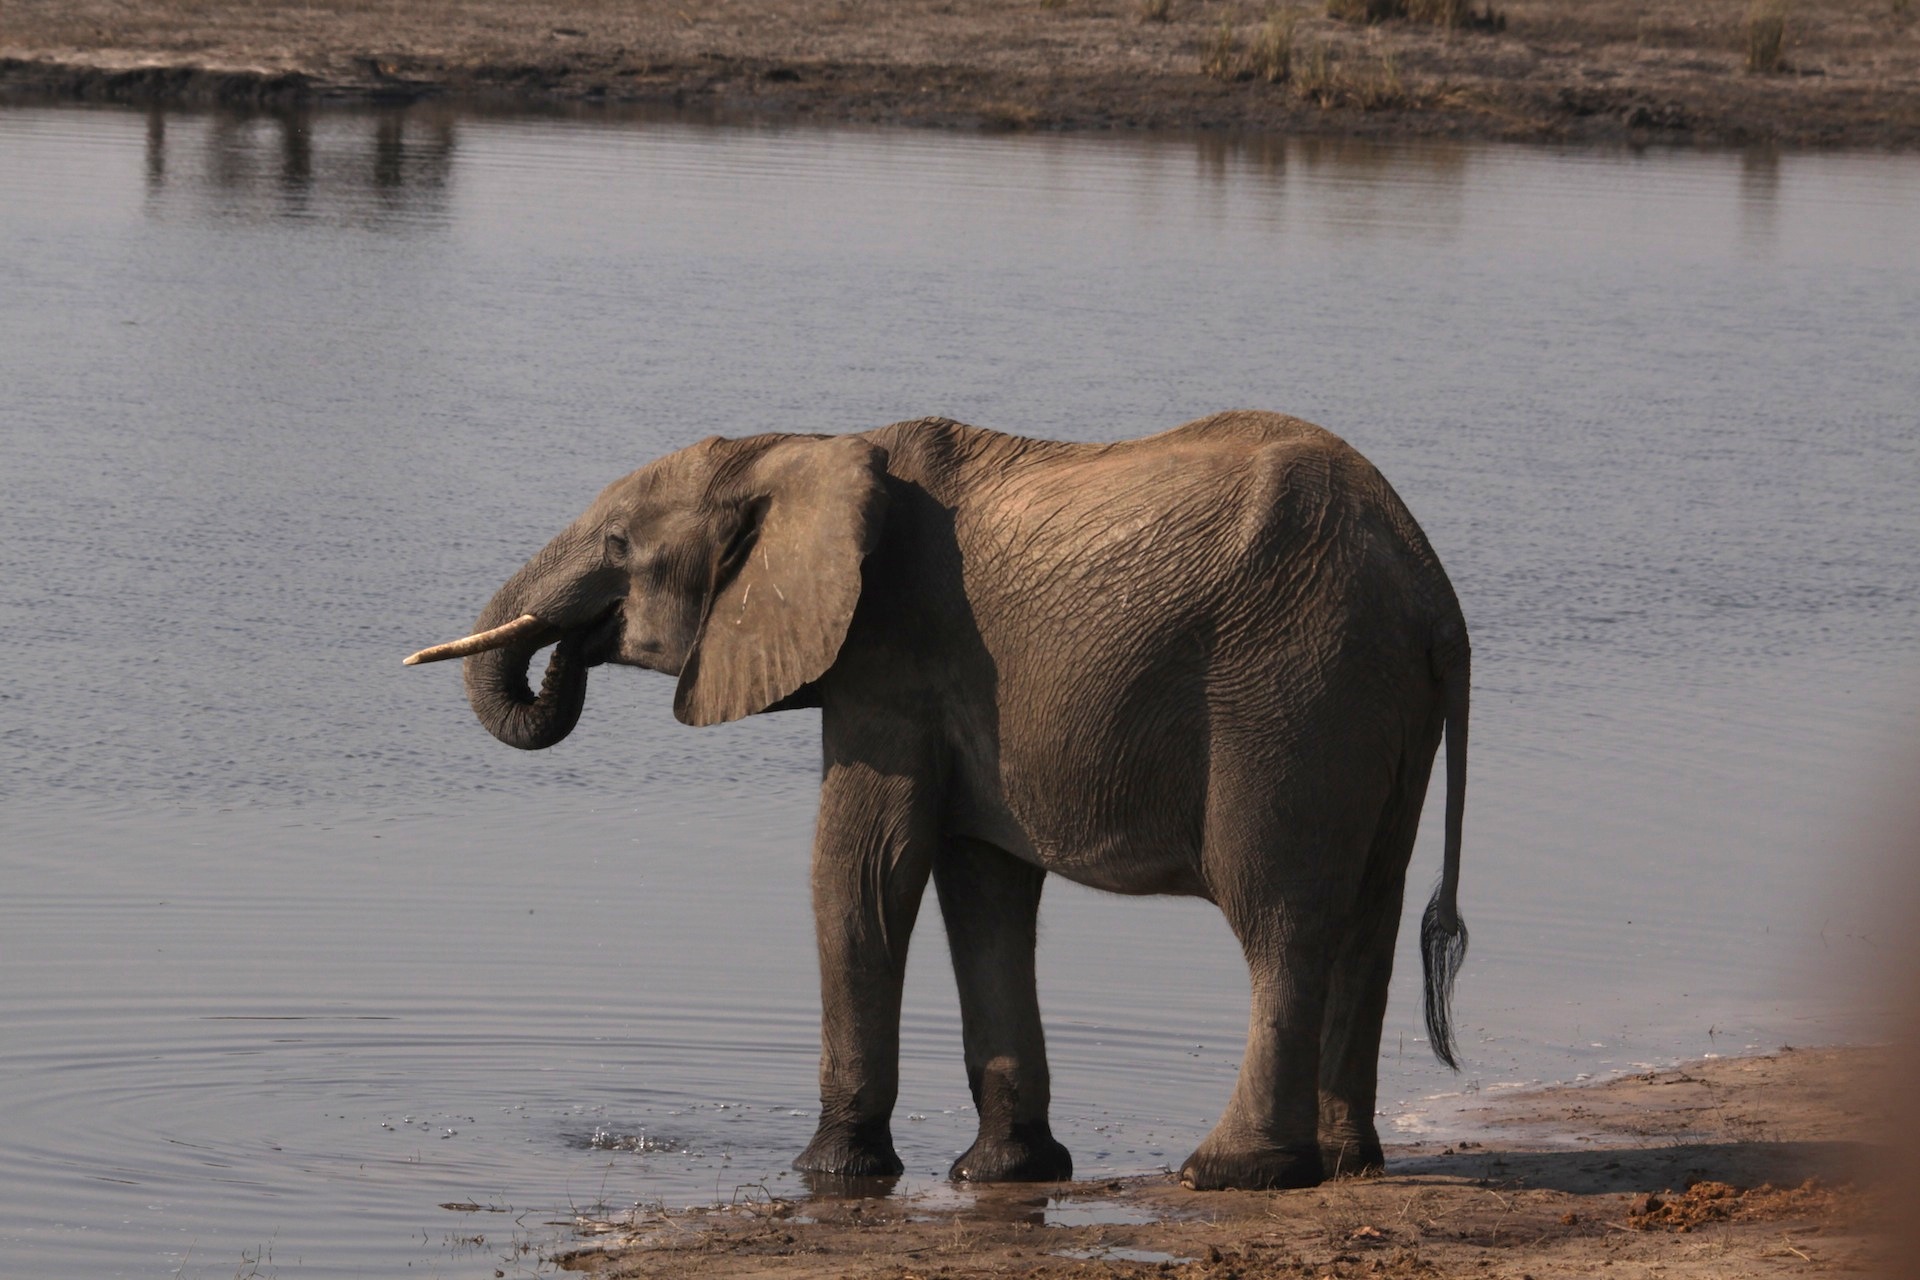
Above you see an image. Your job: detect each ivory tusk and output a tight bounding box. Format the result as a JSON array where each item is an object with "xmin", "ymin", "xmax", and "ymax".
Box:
[{"xmin": 403, "ymin": 614, "xmax": 547, "ymax": 666}]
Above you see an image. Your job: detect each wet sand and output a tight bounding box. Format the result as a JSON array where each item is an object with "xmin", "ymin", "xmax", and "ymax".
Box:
[
  {"xmin": 2, "ymin": 0, "xmax": 1917, "ymax": 146},
  {"xmin": 554, "ymin": 1046, "xmax": 1898, "ymax": 1277}
]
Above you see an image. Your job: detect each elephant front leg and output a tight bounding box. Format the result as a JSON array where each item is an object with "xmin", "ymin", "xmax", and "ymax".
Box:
[
  {"xmin": 793, "ymin": 757, "xmax": 936, "ymax": 1180},
  {"xmin": 935, "ymin": 838, "xmax": 1071, "ymax": 1183}
]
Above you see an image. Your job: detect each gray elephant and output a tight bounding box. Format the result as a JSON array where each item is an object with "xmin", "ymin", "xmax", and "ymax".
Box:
[{"xmin": 407, "ymin": 411, "xmax": 1470, "ymax": 1191}]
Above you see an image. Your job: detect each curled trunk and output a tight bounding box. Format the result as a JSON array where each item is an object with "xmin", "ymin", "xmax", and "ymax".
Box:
[{"xmin": 462, "ymin": 597, "xmax": 588, "ymax": 751}]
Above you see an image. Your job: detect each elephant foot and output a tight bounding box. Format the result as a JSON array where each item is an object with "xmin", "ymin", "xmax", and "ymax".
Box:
[
  {"xmin": 1318, "ymin": 1133, "xmax": 1386, "ymax": 1179},
  {"xmin": 949, "ymin": 1122, "xmax": 1073, "ymax": 1183},
  {"xmin": 1178, "ymin": 1139, "xmax": 1323, "ymax": 1191},
  {"xmin": 794, "ymin": 1119, "xmax": 903, "ymax": 1179}
]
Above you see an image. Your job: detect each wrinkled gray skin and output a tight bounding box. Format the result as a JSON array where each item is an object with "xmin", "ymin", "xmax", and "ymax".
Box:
[{"xmin": 447, "ymin": 412, "xmax": 1470, "ymax": 1191}]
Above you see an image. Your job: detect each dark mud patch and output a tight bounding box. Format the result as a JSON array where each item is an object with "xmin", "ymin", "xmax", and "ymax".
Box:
[{"xmin": 1624, "ymin": 1176, "xmax": 1859, "ymax": 1233}]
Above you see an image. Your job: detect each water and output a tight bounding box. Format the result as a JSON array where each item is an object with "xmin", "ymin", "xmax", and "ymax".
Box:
[{"xmin": 2, "ymin": 105, "xmax": 1916, "ymax": 1277}]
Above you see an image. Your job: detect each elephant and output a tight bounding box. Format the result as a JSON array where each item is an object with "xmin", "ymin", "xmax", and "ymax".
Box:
[{"xmin": 405, "ymin": 410, "xmax": 1470, "ymax": 1191}]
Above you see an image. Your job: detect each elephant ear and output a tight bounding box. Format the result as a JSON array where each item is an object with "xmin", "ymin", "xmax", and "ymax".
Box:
[{"xmin": 673, "ymin": 435, "xmax": 890, "ymax": 727}]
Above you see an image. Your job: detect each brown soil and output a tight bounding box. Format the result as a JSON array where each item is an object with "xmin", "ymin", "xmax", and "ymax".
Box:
[
  {"xmin": 2, "ymin": 0, "xmax": 1917, "ymax": 146},
  {"xmin": 547, "ymin": 1046, "xmax": 1906, "ymax": 1278}
]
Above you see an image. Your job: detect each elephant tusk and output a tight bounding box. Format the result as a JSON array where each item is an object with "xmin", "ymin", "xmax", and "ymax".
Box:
[{"xmin": 403, "ymin": 614, "xmax": 548, "ymax": 666}]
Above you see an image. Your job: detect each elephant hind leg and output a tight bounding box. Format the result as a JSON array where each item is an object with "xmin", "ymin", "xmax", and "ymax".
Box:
[
  {"xmin": 1178, "ymin": 881, "xmax": 1335, "ymax": 1191},
  {"xmin": 1181, "ymin": 712, "xmax": 1406, "ymax": 1192},
  {"xmin": 1181, "ymin": 801, "xmax": 1368, "ymax": 1191},
  {"xmin": 1317, "ymin": 721, "xmax": 1442, "ymax": 1178},
  {"xmin": 935, "ymin": 837, "xmax": 1071, "ymax": 1183}
]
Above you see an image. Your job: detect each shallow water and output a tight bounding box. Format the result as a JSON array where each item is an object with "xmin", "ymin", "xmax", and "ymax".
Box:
[{"xmin": 2, "ymin": 105, "xmax": 1917, "ymax": 1278}]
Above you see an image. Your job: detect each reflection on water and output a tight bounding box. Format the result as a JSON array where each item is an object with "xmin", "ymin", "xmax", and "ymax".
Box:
[
  {"xmin": 1192, "ymin": 131, "xmax": 1474, "ymax": 240},
  {"xmin": 1, "ymin": 105, "xmax": 1917, "ymax": 1280},
  {"xmin": 124, "ymin": 103, "xmax": 1499, "ymax": 237},
  {"xmin": 140, "ymin": 105, "xmax": 456, "ymax": 224},
  {"xmin": 1739, "ymin": 146, "xmax": 1780, "ymax": 247}
]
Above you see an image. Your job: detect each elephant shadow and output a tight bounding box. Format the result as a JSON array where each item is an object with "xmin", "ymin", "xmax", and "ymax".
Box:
[{"xmin": 1391, "ymin": 1137, "xmax": 1875, "ymax": 1197}]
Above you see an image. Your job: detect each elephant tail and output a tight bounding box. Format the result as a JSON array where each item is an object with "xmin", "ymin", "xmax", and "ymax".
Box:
[{"xmin": 1421, "ymin": 629, "xmax": 1470, "ymax": 1070}]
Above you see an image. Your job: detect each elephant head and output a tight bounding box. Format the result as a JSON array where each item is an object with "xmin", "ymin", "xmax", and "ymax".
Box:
[{"xmin": 405, "ymin": 433, "xmax": 890, "ymax": 746}]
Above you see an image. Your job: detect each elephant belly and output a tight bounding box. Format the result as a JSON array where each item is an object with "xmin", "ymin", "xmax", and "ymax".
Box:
[
  {"xmin": 949, "ymin": 707, "xmax": 1213, "ymax": 899},
  {"xmin": 1040, "ymin": 835, "xmax": 1213, "ymax": 898}
]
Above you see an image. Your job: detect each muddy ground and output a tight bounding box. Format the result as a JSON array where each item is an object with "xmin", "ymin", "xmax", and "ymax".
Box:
[
  {"xmin": 2, "ymin": 0, "xmax": 1917, "ymax": 145},
  {"xmin": 544, "ymin": 1046, "xmax": 1907, "ymax": 1278}
]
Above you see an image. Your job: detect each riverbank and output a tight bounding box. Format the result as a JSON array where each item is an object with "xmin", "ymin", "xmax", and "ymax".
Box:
[
  {"xmin": 552, "ymin": 1046, "xmax": 1902, "ymax": 1277},
  {"xmin": 2, "ymin": 0, "xmax": 1916, "ymax": 146}
]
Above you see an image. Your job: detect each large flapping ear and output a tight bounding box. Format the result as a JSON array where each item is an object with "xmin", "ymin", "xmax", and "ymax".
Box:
[{"xmin": 673, "ymin": 435, "xmax": 890, "ymax": 727}]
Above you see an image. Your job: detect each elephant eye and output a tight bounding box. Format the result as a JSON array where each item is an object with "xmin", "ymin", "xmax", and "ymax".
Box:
[{"xmin": 604, "ymin": 530, "xmax": 631, "ymax": 562}]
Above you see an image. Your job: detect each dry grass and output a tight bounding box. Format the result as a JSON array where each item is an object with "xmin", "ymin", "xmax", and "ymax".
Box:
[
  {"xmin": 1203, "ymin": 7, "xmax": 1298, "ymax": 82},
  {"xmin": 1295, "ymin": 37, "xmax": 1334, "ymax": 98},
  {"xmin": 1201, "ymin": 14, "xmax": 1240, "ymax": 77},
  {"xmin": 1251, "ymin": 6, "xmax": 1298, "ymax": 81},
  {"xmin": 1746, "ymin": 0, "xmax": 1790, "ymax": 71},
  {"xmin": 1294, "ymin": 40, "xmax": 1409, "ymax": 106},
  {"xmin": 1357, "ymin": 48, "xmax": 1406, "ymax": 105},
  {"xmin": 1136, "ymin": 0, "xmax": 1174, "ymax": 22}
]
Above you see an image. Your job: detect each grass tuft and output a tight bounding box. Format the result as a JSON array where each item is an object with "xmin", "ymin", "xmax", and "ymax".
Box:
[
  {"xmin": 1201, "ymin": 16, "xmax": 1242, "ymax": 79},
  {"xmin": 1369, "ymin": 49, "xmax": 1406, "ymax": 105},
  {"xmin": 1296, "ymin": 39, "xmax": 1336, "ymax": 101},
  {"xmin": 1202, "ymin": 4, "xmax": 1420, "ymax": 95},
  {"xmin": 1293, "ymin": 42, "xmax": 1413, "ymax": 107},
  {"xmin": 1252, "ymin": 7, "xmax": 1298, "ymax": 82},
  {"xmin": 1745, "ymin": 0, "xmax": 1790, "ymax": 72},
  {"xmin": 1137, "ymin": 0, "xmax": 1174, "ymax": 22}
]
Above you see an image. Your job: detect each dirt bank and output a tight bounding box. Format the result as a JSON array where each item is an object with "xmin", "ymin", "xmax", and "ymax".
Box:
[
  {"xmin": 549, "ymin": 1046, "xmax": 1901, "ymax": 1278},
  {"xmin": 2, "ymin": 0, "xmax": 1917, "ymax": 146}
]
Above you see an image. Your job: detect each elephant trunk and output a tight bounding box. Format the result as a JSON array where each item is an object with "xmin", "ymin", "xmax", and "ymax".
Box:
[{"xmin": 461, "ymin": 587, "xmax": 590, "ymax": 752}]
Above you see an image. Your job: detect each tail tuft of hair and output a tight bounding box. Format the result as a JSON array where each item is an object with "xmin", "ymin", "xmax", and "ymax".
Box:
[{"xmin": 1421, "ymin": 890, "xmax": 1469, "ymax": 1070}]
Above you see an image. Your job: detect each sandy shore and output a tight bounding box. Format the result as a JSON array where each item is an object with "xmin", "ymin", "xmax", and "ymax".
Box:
[
  {"xmin": 2, "ymin": 0, "xmax": 1917, "ymax": 146},
  {"xmin": 547, "ymin": 1045, "xmax": 1903, "ymax": 1278}
]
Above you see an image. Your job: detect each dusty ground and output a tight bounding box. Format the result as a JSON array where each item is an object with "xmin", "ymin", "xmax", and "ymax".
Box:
[
  {"xmin": 543, "ymin": 1046, "xmax": 1905, "ymax": 1278},
  {"xmin": 1, "ymin": 0, "xmax": 1916, "ymax": 145}
]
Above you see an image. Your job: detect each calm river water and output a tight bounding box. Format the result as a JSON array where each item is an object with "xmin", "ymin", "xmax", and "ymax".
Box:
[{"xmin": 2, "ymin": 106, "xmax": 1916, "ymax": 1278}]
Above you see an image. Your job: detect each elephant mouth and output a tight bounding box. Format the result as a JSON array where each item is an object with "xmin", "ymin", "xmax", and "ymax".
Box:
[{"xmin": 574, "ymin": 606, "xmax": 624, "ymax": 667}]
